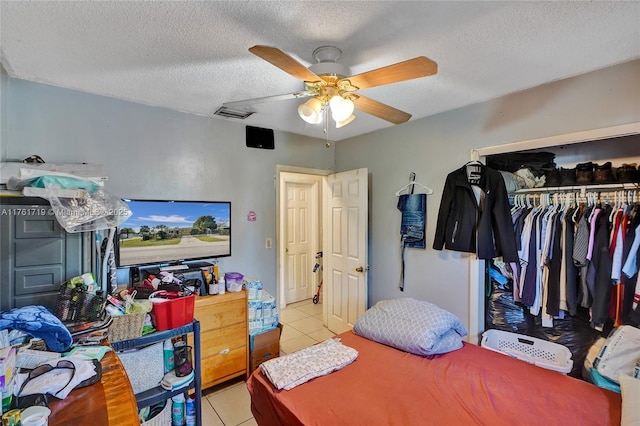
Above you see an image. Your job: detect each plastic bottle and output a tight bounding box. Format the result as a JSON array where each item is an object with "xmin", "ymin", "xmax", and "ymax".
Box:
[
  {"xmin": 208, "ymin": 278, "xmax": 218, "ymax": 295},
  {"xmin": 218, "ymin": 277, "xmax": 226, "ymax": 295},
  {"xmin": 164, "ymin": 339, "xmax": 175, "ymax": 373},
  {"xmin": 185, "ymin": 394, "xmax": 196, "ymax": 426},
  {"xmin": 171, "ymin": 394, "xmax": 186, "ymax": 426}
]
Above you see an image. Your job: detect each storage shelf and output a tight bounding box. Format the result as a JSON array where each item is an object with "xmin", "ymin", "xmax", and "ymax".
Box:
[
  {"xmin": 111, "ymin": 319, "xmax": 202, "ymax": 426},
  {"xmin": 134, "ymin": 380, "xmax": 195, "ymax": 409},
  {"xmin": 111, "ymin": 322, "xmax": 199, "ymax": 351}
]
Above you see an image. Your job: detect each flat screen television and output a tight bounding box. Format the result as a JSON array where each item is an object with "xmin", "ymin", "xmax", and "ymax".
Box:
[{"xmin": 116, "ymin": 199, "xmax": 231, "ymax": 267}]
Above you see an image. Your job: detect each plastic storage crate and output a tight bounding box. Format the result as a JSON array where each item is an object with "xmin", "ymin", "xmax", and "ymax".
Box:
[
  {"xmin": 150, "ymin": 294, "xmax": 196, "ymax": 331},
  {"xmin": 481, "ymin": 329, "xmax": 573, "ymax": 374}
]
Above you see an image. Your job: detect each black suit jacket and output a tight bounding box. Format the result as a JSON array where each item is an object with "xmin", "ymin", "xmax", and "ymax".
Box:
[{"xmin": 433, "ymin": 164, "xmax": 519, "ymax": 262}]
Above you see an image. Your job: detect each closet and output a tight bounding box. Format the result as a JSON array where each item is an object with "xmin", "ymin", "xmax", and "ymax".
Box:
[{"xmin": 467, "ymin": 123, "xmax": 640, "ymax": 374}]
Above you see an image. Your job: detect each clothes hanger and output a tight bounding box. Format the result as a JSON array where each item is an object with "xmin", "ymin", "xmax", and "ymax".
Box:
[
  {"xmin": 510, "ymin": 193, "xmax": 523, "ymax": 214},
  {"xmin": 465, "ymin": 149, "xmax": 483, "ymax": 165},
  {"xmin": 395, "ymin": 173, "xmax": 434, "ymax": 196},
  {"xmin": 609, "ymin": 191, "xmax": 623, "ymax": 222},
  {"xmin": 395, "ymin": 181, "xmax": 434, "ymax": 196}
]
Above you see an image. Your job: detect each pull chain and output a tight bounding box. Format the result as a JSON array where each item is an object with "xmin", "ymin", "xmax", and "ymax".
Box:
[{"xmin": 323, "ymin": 105, "xmax": 331, "ymax": 148}]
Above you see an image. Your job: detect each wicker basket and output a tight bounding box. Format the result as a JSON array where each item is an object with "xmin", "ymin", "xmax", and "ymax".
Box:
[
  {"xmin": 140, "ymin": 399, "xmax": 171, "ymax": 426},
  {"xmin": 108, "ymin": 313, "xmax": 146, "ymax": 343}
]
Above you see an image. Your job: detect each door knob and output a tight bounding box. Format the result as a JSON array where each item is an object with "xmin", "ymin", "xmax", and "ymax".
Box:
[{"xmin": 356, "ymin": 266, "xmax": 369, "ymax": 273}]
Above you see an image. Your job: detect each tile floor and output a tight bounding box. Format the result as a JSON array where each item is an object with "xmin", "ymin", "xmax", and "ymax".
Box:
[{"xmin": 200, "ymin": 298, "xmax": 334, "ymax": 425}]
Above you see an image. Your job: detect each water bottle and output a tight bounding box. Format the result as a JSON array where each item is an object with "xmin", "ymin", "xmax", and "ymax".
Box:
[
  {"xmin": 171, "ymin": 393, "xmax": 185, "ymax": 426},
  {"xmin": 164, "ymin": 339, "xmax": 175, "ymax": 373},
  {"xmin": 185, "ymin": 394, "xmax": 196, "ymax": 426}
]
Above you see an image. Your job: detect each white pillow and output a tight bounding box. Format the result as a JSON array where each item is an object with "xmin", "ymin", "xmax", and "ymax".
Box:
[{"xmin": 619, "ymin": 374, "xmax": 640, "ymax": 426}]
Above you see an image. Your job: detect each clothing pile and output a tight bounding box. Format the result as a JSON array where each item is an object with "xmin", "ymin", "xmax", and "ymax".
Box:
[
  {"xmin": 488, "ymin": 151, "xmax": 556, "ymax": 192},
  {"xmin": 0, "ymin": 306, "xmax": 73, "ymax": 352}
]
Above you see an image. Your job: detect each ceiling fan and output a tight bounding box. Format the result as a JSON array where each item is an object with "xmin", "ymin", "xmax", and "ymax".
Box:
[{"xmin": 222, "ymin": 45, "xmax": 437, "ymax": 128}]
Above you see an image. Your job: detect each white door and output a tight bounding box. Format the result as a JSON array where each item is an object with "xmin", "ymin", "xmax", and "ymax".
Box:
[
  {"xmin": 323, "ymin": 168, "xmax": 368, "ymax": 334},
  {"xmin": 281, "ymin": 173, "xmax": 320, "ymax": 304}
]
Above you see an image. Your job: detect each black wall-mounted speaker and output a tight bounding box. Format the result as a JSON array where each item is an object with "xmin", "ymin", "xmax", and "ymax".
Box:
[{"xmin": 246, "ymin": 125, "xmax": 275, "ymax": 149}]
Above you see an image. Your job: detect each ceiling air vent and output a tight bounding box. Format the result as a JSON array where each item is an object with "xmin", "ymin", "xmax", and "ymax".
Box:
[{"xmin": 214, "ymin": 106, "xmax": 254, "ymax": 120}]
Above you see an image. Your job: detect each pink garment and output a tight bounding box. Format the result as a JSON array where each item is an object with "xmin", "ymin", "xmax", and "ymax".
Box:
[{"xmin": 585, "ymin": 208, "xmax": 601, "ymax": 261}]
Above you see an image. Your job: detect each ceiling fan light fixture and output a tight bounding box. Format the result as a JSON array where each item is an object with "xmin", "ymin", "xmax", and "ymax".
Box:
[
  {"xmin": 336, "ymin": 114, "xmax": 356, "ymax": 129},
  {"xmin": 329, "ymin": 95, "xmax": 354, "ymax": 122},
  {"xmin": 298, "ymin": 98, "xmax": 323, "ymax": 124}
]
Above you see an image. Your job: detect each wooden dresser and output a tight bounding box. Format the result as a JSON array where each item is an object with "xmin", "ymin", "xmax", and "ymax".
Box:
[{"xmin": 189, "ymin": 290, "xmax": 249, "ymax": 389}]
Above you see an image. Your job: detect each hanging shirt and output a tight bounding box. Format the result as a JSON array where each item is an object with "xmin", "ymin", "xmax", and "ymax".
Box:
[
  {"xmin": 586, "ymin": 208, "xmax": 602, "ymax": 261},
  {"xmin": 519, "ymin": 208, "xmax": 540, "ymax": 306},
  {"xmin": 546, "ymin": 212, "xmax": 563, "ymax": 318},
  {"xmin": 610, "ymin": 209, "xmax": 625, "ymax": 282},
  {"xmin": 622, "ymin": 223, "xmax": 640, "ymax": 278},
  {"xmin": 573, "ymin": 206, "xmax": 591, "ymax": 267}
]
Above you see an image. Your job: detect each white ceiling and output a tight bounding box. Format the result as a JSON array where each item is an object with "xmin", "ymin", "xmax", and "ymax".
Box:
[{"xmin": 1, "ymin": 1, "xmax": 639, "ymax": 141}]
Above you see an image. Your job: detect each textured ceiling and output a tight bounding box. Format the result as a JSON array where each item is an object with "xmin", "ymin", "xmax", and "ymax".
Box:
[{"xmin": 1, "ymin": 1, "xmax": 639, "ymax": 141}]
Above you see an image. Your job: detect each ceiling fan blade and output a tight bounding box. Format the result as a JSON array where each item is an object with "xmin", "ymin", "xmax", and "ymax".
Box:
[
  {"xmin": 353, "ymin": 95, "xmax": 412, "ymax": 124},
  {"xmin": 249, "ymin": 45, "xmax": 322, "ymax": 82},
  {"xmin": 344, "ymin": 57, "xmax": 437, "ymax": 90},
  {"xmin": 222, "ymin": 90, "xmax": 315, "ymax": 109}
]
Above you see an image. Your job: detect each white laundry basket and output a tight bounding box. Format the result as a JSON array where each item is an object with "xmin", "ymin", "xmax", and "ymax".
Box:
[{"xmin": 481, "ymin": 329, "xmax": 573, "ymax": 374}]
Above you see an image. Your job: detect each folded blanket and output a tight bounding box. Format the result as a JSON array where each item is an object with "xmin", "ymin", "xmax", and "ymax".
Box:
[
  {"xmin": 260, "ymin": 338, "xmax": 358, "ymax": 390},
  {"xmin": 0, "ymin": 305, "xmax": 73, "ymax": 352}
]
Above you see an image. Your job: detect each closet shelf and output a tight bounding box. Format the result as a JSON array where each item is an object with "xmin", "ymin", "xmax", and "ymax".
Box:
[{"xmin": 513, "ymin": 182, "xmax": 639, "ymax": 194}]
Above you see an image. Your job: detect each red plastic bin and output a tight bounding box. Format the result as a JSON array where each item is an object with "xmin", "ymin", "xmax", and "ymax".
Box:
[{"xmin": 150, "ymin": 294, "xmax": 196, "ymax": 331}]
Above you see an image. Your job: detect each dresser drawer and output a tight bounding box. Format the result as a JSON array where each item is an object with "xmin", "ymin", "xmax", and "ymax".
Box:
[
  {"xmin": 190, "ymin": 322, "xmax": 246, "ymax": 358},
  {"xmin": 200, "ymin": 346, "xmax": 247, "ymax": 387},
  {"xmin": 195, "ymin": 298, "xmax": 246, "ymax": 332}
]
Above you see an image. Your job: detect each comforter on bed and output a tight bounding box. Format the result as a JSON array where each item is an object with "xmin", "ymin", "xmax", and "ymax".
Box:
[{"xmin": 247, "ymin": 331, "xmax": 622, "ymax": 426}]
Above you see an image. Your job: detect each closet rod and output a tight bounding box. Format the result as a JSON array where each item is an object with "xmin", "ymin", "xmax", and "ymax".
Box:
[
  {"xmin": 514, "ymin": 182, "xmax": 639, "ymax": 194},
  {"xmin": 515, "ymin": 191, "xmax": 636, "ymax": 201}
]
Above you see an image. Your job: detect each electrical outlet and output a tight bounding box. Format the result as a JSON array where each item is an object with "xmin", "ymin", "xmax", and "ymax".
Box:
[{"xmin": 265, "ymin": 238, "xmax": 272, "ymax": 249}]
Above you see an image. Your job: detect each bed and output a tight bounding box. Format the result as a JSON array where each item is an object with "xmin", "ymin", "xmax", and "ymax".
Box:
[
  {"xmin": 247, "ymin": 331, "xmax": 621, "ymax": 426},
  {"xmin": 247, "ymin": 330, "xmax": 623, "ymax": 426}
]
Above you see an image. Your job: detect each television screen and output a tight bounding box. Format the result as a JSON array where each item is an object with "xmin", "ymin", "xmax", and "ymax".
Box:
[{"xmin": 116, "ymin": 199, "xmax": 231, "ymax": 267}]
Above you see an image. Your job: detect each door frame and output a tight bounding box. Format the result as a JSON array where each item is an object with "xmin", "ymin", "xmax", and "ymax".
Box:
[{"xmin": 276, "ymin": 165, "xmax": 330, "ymax": 314}]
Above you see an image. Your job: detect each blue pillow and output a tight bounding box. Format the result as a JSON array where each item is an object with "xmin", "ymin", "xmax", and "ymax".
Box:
[{"xmin": 353, "ymin": 298, "xmax": 467, "ymax": 356}]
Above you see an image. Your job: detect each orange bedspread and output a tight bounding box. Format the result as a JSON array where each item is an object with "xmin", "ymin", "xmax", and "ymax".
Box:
[{"xmin": 247, "ymin": 331, "xmax": 621, "ymax": 426}]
